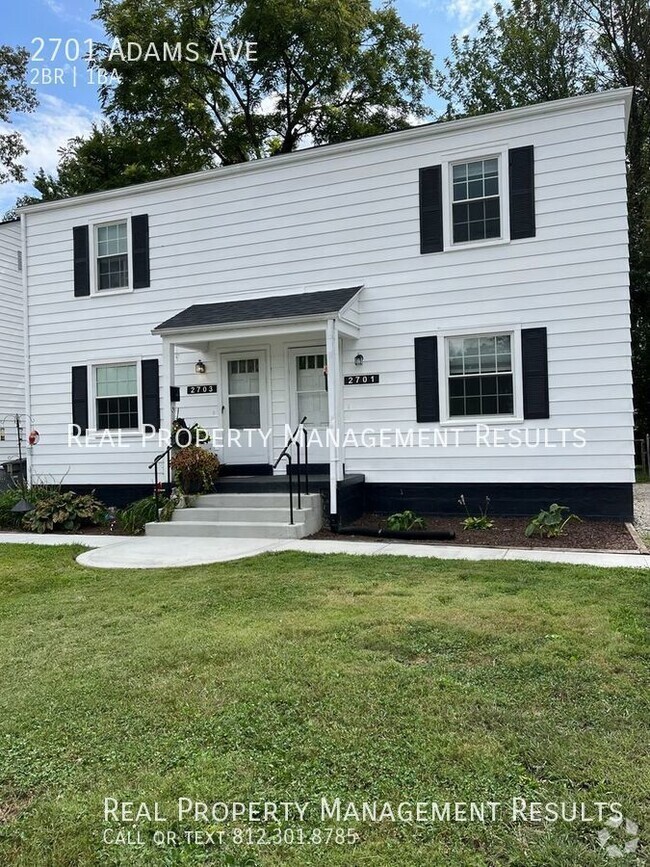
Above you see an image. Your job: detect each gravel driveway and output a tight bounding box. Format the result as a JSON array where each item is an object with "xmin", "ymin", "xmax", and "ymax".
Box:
[{"xmin": 634, "ymin": 484, "xmax": 650, "ymax": 530}]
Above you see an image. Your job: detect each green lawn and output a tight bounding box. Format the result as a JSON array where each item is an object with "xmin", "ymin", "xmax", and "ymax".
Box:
[{"xmin": 0, "ymin": 545, "xmax": 648, "ymax": 866}]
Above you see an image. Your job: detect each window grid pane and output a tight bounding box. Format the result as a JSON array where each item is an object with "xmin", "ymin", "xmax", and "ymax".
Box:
[
  {"xmin": 96, "ymin": 396, "xmax": 139, "ymax": 430},
  {"xmin": 97, "ymin": 222, "xmax": 127, "ymax": 257},
  {"xmin": 95, "ymin": 364, "xmax": 137, "ymax": 398},
  {"xmin": 452, "ymin": 158, "xmax": 500, "ymax": 243}
]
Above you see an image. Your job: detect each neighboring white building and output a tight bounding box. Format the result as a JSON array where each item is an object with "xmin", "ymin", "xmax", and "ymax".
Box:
[
  {"xmin": 18, "ymin": 88, "xmax": 635, "ymax": 521},
  {"xmin": 0, "ymin": 218, "xmax": 25, "ymax": 470}
]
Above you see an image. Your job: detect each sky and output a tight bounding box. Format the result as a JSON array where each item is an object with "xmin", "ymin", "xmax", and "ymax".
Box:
[{"xmin": 0, "ymin": 0, "xmax": 493, "ymax": 215}]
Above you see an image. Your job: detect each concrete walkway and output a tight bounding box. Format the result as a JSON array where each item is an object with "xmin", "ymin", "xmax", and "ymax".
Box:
[{"xmin": 0, "ymin": 532, "xmax": 648, "ymax": 570}]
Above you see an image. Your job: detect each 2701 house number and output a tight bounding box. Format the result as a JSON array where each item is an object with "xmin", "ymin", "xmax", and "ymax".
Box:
[
  {"xmin": 344, "ymin": 374, "xmax": 380, "ymax": 385},
  {"xmin": 187, "ymin": 385, "xmax": 217, "ymax": 394}
]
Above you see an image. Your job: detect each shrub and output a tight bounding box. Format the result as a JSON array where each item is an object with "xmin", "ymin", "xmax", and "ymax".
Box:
[
  {"xmin": 22, "ymin": 491, "xmax": 106, "ymax": 534},
  {"xmin": 386, "ymin": 510, "xmax": 425, "ymax": 531},
  {"xmin": 458, "ymin": 494, "xmax": 494, "ymax": 530},
  {"xmin": 171, "ymin": 446, "xmax": 220, "ymax": 494},
  {"xmin": 0, "ymin": 485, "xmax": 65, "ymax": 529},
  {"xmin": 0, "ymin": 488, "xmax": 24, "ymax": 529},
  {"xmin": 117, "ymin": 495, "xmax": 176, "ymax": 535},
  {"xmin": 525, "ymin": 503, "xmax": 581, "ymax": 538}
]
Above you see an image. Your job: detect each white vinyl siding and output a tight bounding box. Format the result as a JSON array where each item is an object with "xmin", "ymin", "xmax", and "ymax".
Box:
[
  {"xmin": 22, "ymin": 91, "xmax": 633, "ymax": 486},
  {"xmin": 0, "ymin": 221, "xmax": 25, "ymax": 463}
]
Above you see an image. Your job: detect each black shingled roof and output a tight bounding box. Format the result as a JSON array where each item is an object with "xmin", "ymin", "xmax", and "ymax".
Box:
[{"xmin": 153, "ymin": 286, "xmax": 362, "ymax": 333}]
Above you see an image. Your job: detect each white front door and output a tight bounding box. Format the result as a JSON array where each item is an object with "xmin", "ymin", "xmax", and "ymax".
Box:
[
  {"xmin": 221, "ymin": 351, "xmax": 270, "ymax": 465},
  {"xmin": 289, "ymin": 347, "xmax": 329, "ymax": 464}
]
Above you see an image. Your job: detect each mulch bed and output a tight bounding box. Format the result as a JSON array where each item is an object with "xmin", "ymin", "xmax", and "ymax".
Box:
[{"xmin": 311, "ymin": 513, "xmax": 639, "ymax": 551}]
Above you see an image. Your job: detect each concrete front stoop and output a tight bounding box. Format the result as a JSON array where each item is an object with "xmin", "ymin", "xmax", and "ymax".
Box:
[{"xmin": 145, "ymin": 492, "xmax": 323, "ymax": 540}]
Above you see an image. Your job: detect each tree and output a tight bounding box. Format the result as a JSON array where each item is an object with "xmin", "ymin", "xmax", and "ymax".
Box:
[
  {"xmin": 33, "ymin": 119, "xmax": 212, "ymax": 201},
  {"xmin": 93, "ymin": 0, "xmax": 434, "ymax": 165},
  {"xmin": 435, "ymin": 0, "xmax": 650, "ymax": 434},
  {"xmin": 435, "ymin": 0, "xmax": 596, "ymax": 118},
  {"xmin": 0, "ymin": 45, "xmax": 37, "ymax": 184}
]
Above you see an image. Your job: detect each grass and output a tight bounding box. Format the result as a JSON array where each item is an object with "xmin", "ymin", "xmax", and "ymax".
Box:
[{"xmin": 0, "ymin": 545, "xmax": 648, "ymax": 866}]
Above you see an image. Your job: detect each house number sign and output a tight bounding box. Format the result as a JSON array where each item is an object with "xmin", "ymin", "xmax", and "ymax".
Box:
[
  {"xmin": 344, "ymin": 374, "xmax": 380, "ymax": 385},
  {"xmin": 187, "ymin": 384, "xmax": 218, "ymax": 394}
]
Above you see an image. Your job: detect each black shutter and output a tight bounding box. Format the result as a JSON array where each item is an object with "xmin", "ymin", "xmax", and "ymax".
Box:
[
  {"xmin": 522, "ymin": 327, "xmax": 549, "ymax": 419},
  {"xmin": 508, "ymin": 146, "xmax": 536, "ymax": 240},
  {"xmin": 131, "ymin": 214, "xmax": 150, "ymax": 289},
  {"xmin": 414, "ymin": 336, "xmax": 440, "ymax": 422},
  {"xmin": 141, "ymin": 359, "xmax": 160, "ymax": 430},
  {"xmin": 419, "ymin": 166, "xmax": 444, "ymax": 254},
  {"xmin": 71, "ymin": 366, "xmax": 88, "ymax": 434},
  {"xmin": 73, "ymin": 226, "xmax": 90, "ymax": 297}
]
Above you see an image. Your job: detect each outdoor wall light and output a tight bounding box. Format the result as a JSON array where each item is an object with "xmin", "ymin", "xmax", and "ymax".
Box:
[
  {"xmin": 194, "ymin": 359, "xmax": 206, "ymax": 375},
  {"xmin": 354, "ymin": 353, "xmax": 364, "ymax": 367}
]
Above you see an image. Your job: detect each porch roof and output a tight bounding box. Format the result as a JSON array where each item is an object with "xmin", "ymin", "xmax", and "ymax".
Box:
[{"xmin": 152, "ymin": 286, "xmax": 362, "ymax": 335}]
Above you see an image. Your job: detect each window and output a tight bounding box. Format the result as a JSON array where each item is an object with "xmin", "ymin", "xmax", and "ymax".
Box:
[
  {"xmin": 95, "ymin": 363, "xmax": 139, "ymax": 429},
  {"xmin": 96, "ymin": 221, "xmax": 129, "ymax": 291},
  {"xmin": 452, "ymin": 158, "xmax": 500, "ymax": 243},
  {"xmin": 227, "ymin": 358, "xmax": 261, "ymax": 429},
  {"xmin": 447, "ymin": 333, "xmax": 513, "ymax": 417},
  {"xmin": 296, "ymin": 353, "xmax": 328, "ymax": 427}
]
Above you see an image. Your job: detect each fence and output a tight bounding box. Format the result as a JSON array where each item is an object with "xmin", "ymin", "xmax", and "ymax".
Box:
[{"xmin": 635, "ymin": 434, "xmax": 650, "ymax": 476}]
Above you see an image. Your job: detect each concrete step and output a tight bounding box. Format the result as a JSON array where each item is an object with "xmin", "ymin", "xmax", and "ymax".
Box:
[
  {"xmin": 145, "ymin": 521, "xmax": 308, "ymax": 539},
  {"xmin": 172, "ymin": 507, "xmax": 310, "ymax": 524},
  {"xmin": 195, "ymin": 492, "xmax": 321, "ymax": 509}
]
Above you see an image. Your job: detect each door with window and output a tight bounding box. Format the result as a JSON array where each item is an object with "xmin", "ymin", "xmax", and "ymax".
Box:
[
  {"xmin": 221, "ymin": 352, "xmax": 270, "ymax": 465},
  {"xmin": 289, "ymin": 348, "xmax": 329, "ymax": 464}
]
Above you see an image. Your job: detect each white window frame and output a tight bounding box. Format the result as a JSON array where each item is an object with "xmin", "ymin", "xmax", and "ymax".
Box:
[
  {"xmin": 440, "ymin": 145, "xmax": 510, "ymax": 252},
  {"xmin": 89, "ymin": 359, "xmax": 143, "ymax": 433},
  {"xmin": 89, "ymin": 216, "xmax": 133, "ymax": 296},
  {"xmin": 437, "ymin": 325, "xmax": 523, "ymax": 426}
]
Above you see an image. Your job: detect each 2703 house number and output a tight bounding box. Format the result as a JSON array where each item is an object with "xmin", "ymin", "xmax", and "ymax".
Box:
[
  {"xmin": 187, "ymin": 385, "xmax": 217, "ymax": 394},
  {"xmin": 344, "ymin": 374, "xmax": 380, "ymax": 385}
]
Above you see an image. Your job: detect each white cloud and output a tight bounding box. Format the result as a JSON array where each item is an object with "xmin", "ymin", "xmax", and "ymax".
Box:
[
  {"xmin": 445, "ymin": 0, "xmax": 497, "ymax": 32},
  {"xmin": 0, "ymin": 93, "xmax": 99, "ymax": 215},
  {"xmin": 43, "ymin": 0, "xmax": 66, "ymax": 15}
]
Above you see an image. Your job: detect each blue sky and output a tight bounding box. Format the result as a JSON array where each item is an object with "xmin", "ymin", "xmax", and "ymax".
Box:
[{"xmin": 1, "ymin": 0, "xmax": 490, "ymax": 214}]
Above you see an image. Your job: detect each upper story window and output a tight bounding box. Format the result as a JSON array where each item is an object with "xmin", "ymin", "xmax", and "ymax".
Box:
[
  {"xmin": 451, "ymin": 158, "xmax": 500, "ymax": 244},
  {"xmin": 95, "ymin": 363, "xmax": 139, "ymax": 429},
  {"xmin": 96, "ymin": 221, "xmax": 129, "ymax": 291},
  {"xmin": 447, "ymin": 333, "xmax": 513, "ymax": 417}
]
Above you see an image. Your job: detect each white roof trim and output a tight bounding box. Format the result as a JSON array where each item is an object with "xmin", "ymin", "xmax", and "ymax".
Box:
[{"xmin": 20, "ymin": 88, "xmax": 633, "ymax": 216}]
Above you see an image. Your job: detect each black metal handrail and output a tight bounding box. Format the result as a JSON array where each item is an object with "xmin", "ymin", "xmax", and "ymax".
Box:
[
  {"xmin": 273, "ymin": 416, "xmax": 309, "ymax": 525},
  {"xmin": 148, "ymin": 444, "xmax": 173, "ymax": 521}
]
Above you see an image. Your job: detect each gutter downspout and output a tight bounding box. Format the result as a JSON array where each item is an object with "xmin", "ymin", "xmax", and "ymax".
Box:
[
  {"xmin": 20, "ymin": 214, "xmax": 31, "ymax": 488},
  {"xmin": 325, "ymin": 318, "xmax": 340, "ymax": 521}
]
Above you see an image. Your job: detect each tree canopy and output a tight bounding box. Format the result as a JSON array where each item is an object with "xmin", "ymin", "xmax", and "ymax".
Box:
[
  {"xmin": 0, "ymin": 45, "xmax": 37, "ymax": 184},
  {"xmin": 93, "ymin": 0, "xmax": 434, "ymax": 164}
]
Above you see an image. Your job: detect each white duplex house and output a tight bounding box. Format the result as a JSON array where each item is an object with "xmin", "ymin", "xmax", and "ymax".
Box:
[
  {"xmin": 0, "ymin": 218, "xmax": 25, "ymax": 476},
  {"xmin": 18, "ymin": 88, "xmax": 635, "ymax": 531}
]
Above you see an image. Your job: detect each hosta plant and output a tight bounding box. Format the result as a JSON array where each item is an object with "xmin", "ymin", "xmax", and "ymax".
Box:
[
  {"xmin": 458, "ymin": 494, "xmax": 495, "ymax": 530},
  {"xmin": 525, "ymin": 503, "xmax": 581, "ymax": 538},
  {"xmin": 386, "ymin": 510, "xmax": 426, "ymax": 531},
  {"xmin": 22, "ymin": 491, "xmax": 106, "ymax": 534}
]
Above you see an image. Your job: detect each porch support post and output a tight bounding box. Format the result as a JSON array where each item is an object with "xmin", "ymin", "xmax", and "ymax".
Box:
[
  {"xmin": 326, "ymin": 318, "xmax": 341, "ymax": 519},
  {"xmin": 160, "ymin": 337, "xmax": 176, "ymax": 436}
]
